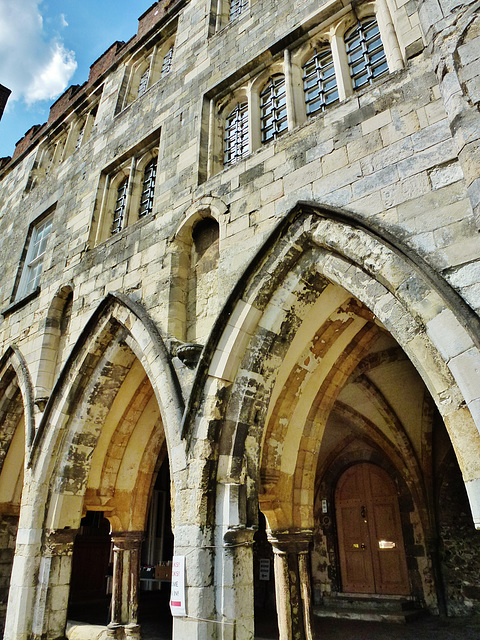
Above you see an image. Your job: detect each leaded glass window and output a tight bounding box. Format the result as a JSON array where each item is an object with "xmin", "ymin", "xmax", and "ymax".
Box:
[
  {"xmin": 161, "ymin": 47, "xmax": 174, "ymax": 77},
  {"xmin": 260, "ymin": 75, "xmax": 287, "ymax": 143},
  {"xmin": 139, "ymin": 158, "xmax": 157, "ymax": 218},
  {"xmin": 75, "ymin": 122, "xmax": 86, "ymax": 150},
  {"xmin": 303, "ymin": 48, "xmax": 339, "ymax": 115},
  {"xmin": 137, "ymin": 68, "xmax": 150, "ymax": 97},
  {"xmin": 111, "ymin": 178, "xmax": 128, "ymax": 235},
  {"xmin": 230, "ymin": 0, "xmax": 248, "ymax": 21},
  {"xmin": 224, "ymin": 102, "xmax": 248, "ymax": 166},
  {"xmin": 345, "ymin": 18, "xmax": 388, "ymax": 89}
]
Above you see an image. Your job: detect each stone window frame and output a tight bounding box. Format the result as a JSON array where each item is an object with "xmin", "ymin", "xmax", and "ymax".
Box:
[
  {"xmin": 64, "ymin": 98, "xmax": 101, "ymax": 157},
  {"xmin": 26, "ymin": 94, "xmax": 101, "ymax": 192},
  {"xmin": 211, "ymin": 0, "xmax": 251, "ymax": 33},
  {"xmin": 35, "ymin": 131, "xmax": 68, "ymax": 179},
  {"xmin": 206, "ymin": 0, "xmax": 403, "ymax": 178},
  {"xmin": 290, "ymin": 1, "xmax": 403, "ymax": 125},
  {"xmin": 91, "ymin": 143, "xmax": 159, "ymax": 246},
  {"xmin": 116, "ymin": 35, "xmax": 176, "ymax": 113},
  {"xmin": 169, "ymin": 198, "xmax": 227, "ymax": 342},
  {"xmin": 13, "ymin": 209, "xmax": 55, "ymax": 303}
]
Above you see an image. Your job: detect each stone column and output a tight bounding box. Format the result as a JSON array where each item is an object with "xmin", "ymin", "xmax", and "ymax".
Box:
[
  {"xmin": 268, "ymin": 531, "xmax": 313, "ymax": 640},
  {"xmin": 219, "ymin": 526, "xmax": 255, "ymax": 640},
  {"xmin": 108, "ymin": 531, "xmax": 143, "ymax": 640},
  {"xmin": 31, "ymin": 528, "xmax": 77, "ymax": 640}
]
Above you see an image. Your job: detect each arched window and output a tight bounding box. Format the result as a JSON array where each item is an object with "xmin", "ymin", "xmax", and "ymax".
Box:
[
  {"xmin": 137, "ymin": 67, "xmax": 150, "ymax": 97},
  {"xmin": 111, "ymin": 178, "xmax": 129, "ymax": 235},
  {"xmin": 345, "ymin": 18, "xmax": 388, "ymax": 89},
  {"xmin": 161, "ymin": 47, "xmax": 174, "ymax": 77},
  {"xmin": 260, "ymin": 75, "xmax": 287, "ymax": 143},
  {"xmin": 138, "ymin": 158, "xmax": 157, "ymax": 218},
  {"xmin": 229, "ymin": 0, "xmax": 248, "ymax": 21},
  {"xmin": 303, "ymin": 47, "xmax": 339, "ymax": 115},
  {"xmin": 224, "ymin": 102, "xmax": 249, "ymax": 166}
]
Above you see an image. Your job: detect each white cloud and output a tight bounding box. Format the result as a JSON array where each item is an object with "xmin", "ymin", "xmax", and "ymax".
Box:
[
  {"xmin": 26, "ymin": 42, "xmax": 77, "ymax": 104},
  {"xmin": 0, "ymin": 0, "xmax": 77, "ymax": 104},
  {"xmin": 60, "ymin": 14, "xmax": 69, "ymax": 28}
]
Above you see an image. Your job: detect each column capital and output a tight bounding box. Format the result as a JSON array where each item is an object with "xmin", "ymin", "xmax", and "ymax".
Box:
[
  {"xmin": 267, "ymin": 529, "xmax": 313, "ymax": 554},
  {"xmin": 111, "ymin": 530, "xmax": 144, "ymax": 550}
]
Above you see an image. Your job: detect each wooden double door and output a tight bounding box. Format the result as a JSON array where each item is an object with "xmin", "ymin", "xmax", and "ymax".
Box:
[{"xmin": 335, "ymin": 463, "xmax": 410, "ymax": 595}]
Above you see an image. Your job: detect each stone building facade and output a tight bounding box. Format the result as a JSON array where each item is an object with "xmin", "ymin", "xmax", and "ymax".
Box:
[{"xmin": 0, "ymin": 0, "xmax": 480, "ymax": 638}]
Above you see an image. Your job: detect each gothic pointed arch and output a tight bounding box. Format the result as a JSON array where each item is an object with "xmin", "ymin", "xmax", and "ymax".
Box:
[
  {"xmin": 182, "ymin": 201, "xmax": 480, "ymax": 528},
  {"xmin": 0, "ymin": 347, "xmax": 32, "ymax": 629},
  {"xmin": 178, "ymin": 201, "xmax": 480, "ymax": 638},
  {"xmin": 31, "ymin": 291, "xmax": 184, "ymax": 471},
  {"xmin": 12, "ymin": 292, "xmax": 186, "ymax": 640},
  {"xmin": 0, "ymin": 346, "xmax": 34, "ymax": 450}
]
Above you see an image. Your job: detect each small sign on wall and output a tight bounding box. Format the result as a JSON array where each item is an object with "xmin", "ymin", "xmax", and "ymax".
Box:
[
  {"xmin": 170, "ymin": 555, "xmax": 186, "ymax": 616},
  {"xmin": 259, "ymin": 558, "xmax": 271, "ymax": 581}
]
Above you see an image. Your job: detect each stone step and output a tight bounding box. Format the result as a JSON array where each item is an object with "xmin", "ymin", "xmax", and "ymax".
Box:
[
  {"xmin": 313, "ymin": 605, "xmax": 424, "ymax": 624},
  {"xmin": 322, "ymin": 594, "xmax": 415, "ymax": 611},
  {"xmin": 314, "ymin": 596, "xmax": 425, "ymax": 624}
]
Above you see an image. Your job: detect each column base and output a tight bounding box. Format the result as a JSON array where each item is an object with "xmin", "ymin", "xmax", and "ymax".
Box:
[
  {"xmin": 124, "ymin": 623, "xmax": 141, "ymax": 640},
  {"xmin": 107, "ymin": 622, "xmax": 123, "ymax": 639}
]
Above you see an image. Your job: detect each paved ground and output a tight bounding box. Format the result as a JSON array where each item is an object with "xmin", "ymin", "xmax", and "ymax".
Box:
[
  {"xmin": 142, "ymin": 600, "xmax": 480, "ymax": 639},
  {"xmin": 69, "ymin": 595, "xmax": 480, "ymax": 639},
  {"xmin": 256, "ymin": 614, "xmax": 480, "ymax": 640}
]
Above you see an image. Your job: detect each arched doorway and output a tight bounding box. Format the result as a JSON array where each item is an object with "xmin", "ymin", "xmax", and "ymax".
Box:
[
  {"xmin": 335, "ymin": 463, "xmax": 409, "ymax": 595},
  {"xmin": 68, "ymin": 512, "xmax": 112, "ymax": 623},
  {"xmin": 0, "ymin": 353, "xmax": 30, "ymax": 635},
  {"xmin": 203, "ymin": 206, "xmax": 480, "ymax": 639},
  {"xmin": 59, "ymin": 343, "xmax": 174, "ymax": 638},
  {"xmin": 6, "ymin": 297, "xmax": 186, "ymax": 640}
]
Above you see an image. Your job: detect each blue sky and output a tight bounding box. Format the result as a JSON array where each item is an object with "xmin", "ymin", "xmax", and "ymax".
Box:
[{"xmin": 0, "ymin": 0, "xmax": 155, "ymax": 158}]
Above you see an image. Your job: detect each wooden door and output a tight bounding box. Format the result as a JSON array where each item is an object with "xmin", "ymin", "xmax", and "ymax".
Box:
[{"xmin": 335, "ymin": 463, "xmax": 409, "ymax": 595}]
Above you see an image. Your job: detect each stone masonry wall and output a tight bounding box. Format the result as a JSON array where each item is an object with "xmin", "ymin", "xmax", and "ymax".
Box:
[
  {"xmin": 0, "ymin": 0, "xmax": 480, "ymax": 634},
  {"xmin": 0, "ymin": 0, "xmax": 478, "ymax": 383}
]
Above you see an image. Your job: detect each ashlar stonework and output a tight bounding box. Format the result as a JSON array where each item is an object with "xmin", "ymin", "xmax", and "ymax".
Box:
[{"xmin": 0, "ymin": 0, "xmax": 480, "ymax": 638}]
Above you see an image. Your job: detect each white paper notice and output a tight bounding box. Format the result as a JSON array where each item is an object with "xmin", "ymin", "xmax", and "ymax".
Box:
[{"xmin": 170, "ymin": 555, "xmax": 186, "ymax": 616}]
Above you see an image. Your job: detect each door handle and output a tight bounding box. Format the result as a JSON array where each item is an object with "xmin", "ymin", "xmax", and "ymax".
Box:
[
  {"xmin": 361, "ymin": 542, "xmax": 366, "ymax": 550},
  {"xmin": 361, "ymin": 505, "xmax": 367, "ymax": 520}
]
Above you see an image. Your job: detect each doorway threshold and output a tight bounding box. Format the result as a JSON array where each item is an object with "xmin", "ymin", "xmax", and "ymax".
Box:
[{"xmin": 314, "ymin": 594, "xmax": 424, "ymax": 623}]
